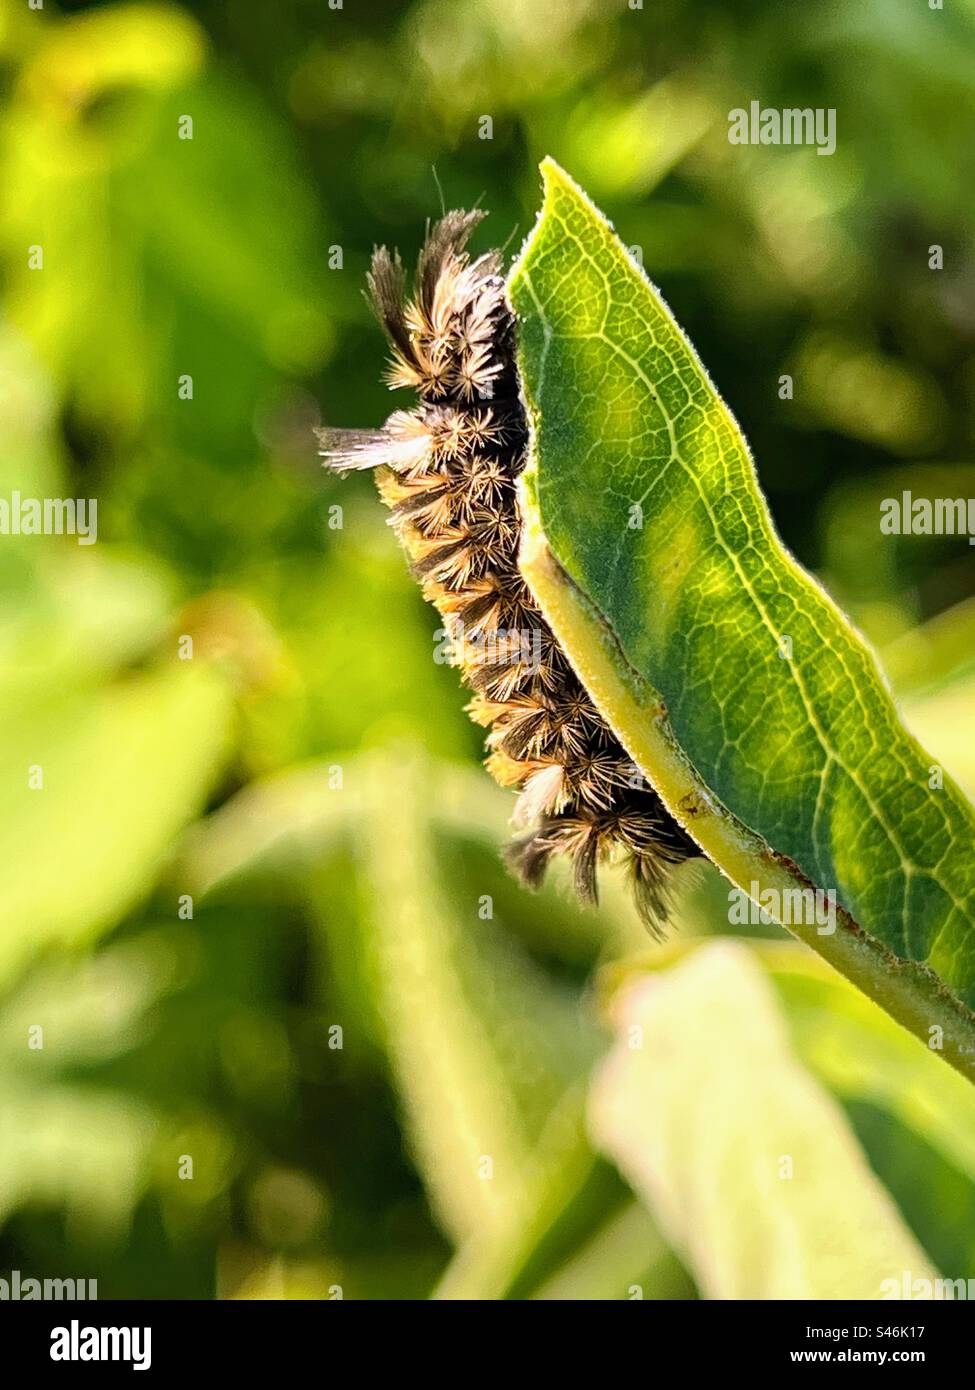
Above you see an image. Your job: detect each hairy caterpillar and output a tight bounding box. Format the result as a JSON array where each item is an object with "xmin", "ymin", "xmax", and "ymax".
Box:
[{"xmin": 318, "ymin": 210, "xmax": 697, "ymax": 930}]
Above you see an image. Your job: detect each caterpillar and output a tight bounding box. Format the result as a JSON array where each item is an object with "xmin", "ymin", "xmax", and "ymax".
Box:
[{"xmin": 318, "ymin": 210, "xmax": 698, "ymax": 930}]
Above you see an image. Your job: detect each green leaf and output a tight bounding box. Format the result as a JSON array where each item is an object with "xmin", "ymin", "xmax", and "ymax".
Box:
[
  {"xmin": 761, "ymin": 943, "xmax": 975, "ymax": 1185},
  {"xmin": 589, "ymin": 942, "xmax": 939, "ymax": 1299},
  {"xmin": 0, "ymin": 662, "xmax": 233, "ymax": 987},
  {"xmin": 0, "ymin": 935, "xmax": 175, "ymax": 1239},
  {"xmin": 882, "ymin": 599, "xmax": 975, "ymax": 803},
  {"xmin": 345, "ymin": 750, "xmax": 602, "ymax": 1266},
  {"xmin": 508, "ymin": 158, "xmax": 975, "ymax": 1078}
]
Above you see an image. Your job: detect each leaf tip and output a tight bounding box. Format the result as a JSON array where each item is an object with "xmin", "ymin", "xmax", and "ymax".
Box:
[{"xmin": 537, "ymin": 155, "xmax": 585, "ymax": 208}]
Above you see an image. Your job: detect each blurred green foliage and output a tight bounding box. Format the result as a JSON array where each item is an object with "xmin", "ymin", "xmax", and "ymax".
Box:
[{"xmin": 0, "ymin": 0, "xmax": 972, "ymax": 1298}]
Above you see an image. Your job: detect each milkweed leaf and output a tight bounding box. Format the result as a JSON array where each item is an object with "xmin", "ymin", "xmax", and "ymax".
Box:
[
  {"xmin": 509, "ymin": 159, "xmax": 975, "ymax": 1078},
  {"xmin": 590, "ymin": 942, "xmax": 939, "ymax": 1299}
]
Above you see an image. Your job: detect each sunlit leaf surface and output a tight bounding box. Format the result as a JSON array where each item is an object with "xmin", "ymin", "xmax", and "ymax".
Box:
[{"xmin": 511, "ymin": 159, "xmax": 975, "ymax": 1071}]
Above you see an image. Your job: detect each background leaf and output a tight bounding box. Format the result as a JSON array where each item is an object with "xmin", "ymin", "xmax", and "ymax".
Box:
[
  {"xmin": 0, "ymin": 660, "xmax": 233, "ymax": 988},
  {"xmin": 590, "ymin": 941, "xmax": 939, "ymax": 1299}
]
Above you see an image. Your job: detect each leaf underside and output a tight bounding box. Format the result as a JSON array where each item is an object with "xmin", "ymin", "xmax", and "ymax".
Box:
[
  {"xmin": 590, "ymin": 943, "xmax": 938, "ymax": 1298},
  {"xmin": 509, "ymin": 158, "xmax": 975, "ymax": 1077}
]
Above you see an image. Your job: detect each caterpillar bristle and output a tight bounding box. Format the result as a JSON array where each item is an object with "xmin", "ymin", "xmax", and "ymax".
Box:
[
  {"xmin": 319, "ymin": 207, "xmax": 699, "ymax": 930},
  {"xmin": 365, "ymin": 247, "xmax": 412, "ymax": 364}
]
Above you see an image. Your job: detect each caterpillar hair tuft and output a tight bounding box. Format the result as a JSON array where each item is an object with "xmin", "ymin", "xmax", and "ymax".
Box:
[{"xmin": 318, "ymin": 210, "xmax": 698, "ymax": 933}]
